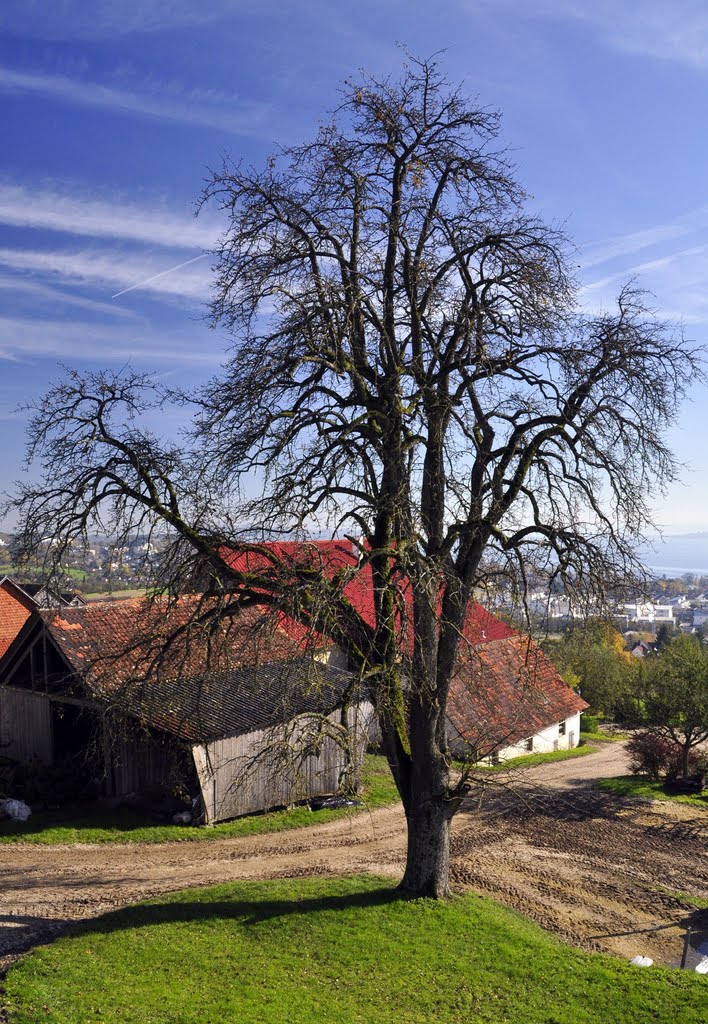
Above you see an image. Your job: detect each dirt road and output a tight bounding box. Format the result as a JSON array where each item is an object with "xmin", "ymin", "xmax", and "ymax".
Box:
[{"xmin": 1, "ymin": 743, "xmax": 706, "ymax": 970}]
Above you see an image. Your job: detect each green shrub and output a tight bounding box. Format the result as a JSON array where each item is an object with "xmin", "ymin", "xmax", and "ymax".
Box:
[{"xmin": 581, "ymin": 714, "xmax": 599, "ymax": 733}]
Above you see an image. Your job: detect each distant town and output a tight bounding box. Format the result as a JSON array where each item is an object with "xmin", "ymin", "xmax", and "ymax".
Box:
[
  {"xmin": 3, "ymin": 529, "xmax": 708, "ymax": 637},
  {"xmin": 0, "ymin": 531, "xmax": 167, "ymax": 597}
]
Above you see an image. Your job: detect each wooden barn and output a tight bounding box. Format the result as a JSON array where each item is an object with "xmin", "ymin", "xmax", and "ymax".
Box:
[{"xmin": 0, "ymin": 598, "xmax": 372, "ymax": 822}]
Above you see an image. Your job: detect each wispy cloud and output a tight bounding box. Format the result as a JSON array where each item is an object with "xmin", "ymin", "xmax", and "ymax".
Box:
[
  {"xmin": 3, "ymin": 1, "xmax": 251, "ymax": 40},
  {"xmin": 486, "ymin": 1, "xmax": 708, "ymax": 70},
  {"xmin": 579, "ymin": 240, "xmax": 708, "ymax": 325},
  {"xmin": 0, "ymin": 182, "xmax": 218, "ymax": 249},
  {"xmin": 0, "ymin": 273, "xmax": 141, "ymax": 319},
  {"xmin": 0, "ymin": 315, "xmax": 223, "ymax": 365},
  {"xmin": 583, "ymin": 244, "xmax": 708, "ymax": 291},
  {"xmin": 0, "ymin": 65, "xmax": 270, "ymax": 135},
  {"xmin": 111, "ymin": 254, "xmax": 209, "ymax": 299},
  {"xmin": 0, "ymin": 246, "xmax": 212, "ymax": 303},
  {"xmin": 579, "ymin": 208, "xmax": 708, "ymax": 269},
  {"xmin": 577, "ymin": 208, "xmax": 708, "ymax": 325}
]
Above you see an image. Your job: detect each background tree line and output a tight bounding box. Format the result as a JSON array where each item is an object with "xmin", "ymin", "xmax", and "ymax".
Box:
[{"xmin": 544, "ymin": 623, "xmax": 708, "ymax": 780}]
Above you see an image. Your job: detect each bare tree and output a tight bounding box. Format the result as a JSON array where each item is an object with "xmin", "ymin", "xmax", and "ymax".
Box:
[{"xmin": 6, "ymin": 55, "xmax": 700, "ymax": 896}]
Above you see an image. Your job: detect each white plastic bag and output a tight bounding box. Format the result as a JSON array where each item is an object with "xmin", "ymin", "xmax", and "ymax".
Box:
[{"xmin": 1, "ymin": 798, "xmax": 32, "ymax": 822}]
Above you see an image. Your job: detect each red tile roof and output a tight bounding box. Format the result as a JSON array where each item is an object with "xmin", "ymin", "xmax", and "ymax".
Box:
[
  {"xmin": 224, "ymin": 539, "xmax": 515, "ymax": 647},
  {"xmin": 0, "ymin": 579, "xmax": 36, "ymax": 660},
  {"xmin": 41, "ymin": 597, "xmax": 304, "ymax": 698},
  {"xmin": 225, "ymin": 541, "xmax": 583, "ymax": 745},
  {"xmin": 447, "ymin": 635, "xmax": 588, "ymax": 752}
]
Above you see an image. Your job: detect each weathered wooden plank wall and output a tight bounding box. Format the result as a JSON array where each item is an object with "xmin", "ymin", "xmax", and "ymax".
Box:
[
  {"xmin": 0, "ymin": 686, "xmax": 52, "ymax": 763},
  {"xmin": 192, "ymin": 701, "xmax": 376, "ymax": 824},
  {"xmin": 109, "ymin": 732, "xmax": 184, "ymax": 797}
]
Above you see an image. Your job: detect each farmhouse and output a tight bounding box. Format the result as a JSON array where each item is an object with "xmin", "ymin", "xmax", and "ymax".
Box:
[
  {"xmin": 447, "ymin": 635, "xmax": 587, "ymax": 760},
  {"xmin": 226, "ymin": 540, "xmax": 588, "ymax": 761},
  {"xmin": 0, "ymin": 597, "xmax": 371, "ymax": 822}
]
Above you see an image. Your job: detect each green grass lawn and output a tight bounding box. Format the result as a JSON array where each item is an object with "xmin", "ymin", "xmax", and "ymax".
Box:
[
  {"xmin": 475, "ymin": 742, "xmax": 597, "ymax": 773},
  {"xmin": 596, "ymin": 775, "xmax": 708, "ymax": 809},
  {"xmin": 0, "ymin": 755, "xmax": 398, "ymax": 846},
  {"xmin": 579, "ymin": 729, "xmax": 629, "ymax": 743},
  {"xmin": 3, "ymin": 875, "xmax": 705, "ymax": 1024}
]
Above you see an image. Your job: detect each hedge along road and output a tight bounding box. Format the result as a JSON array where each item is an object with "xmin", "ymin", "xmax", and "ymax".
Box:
[{"xmin": 1, "ymin": 743, "xmax": 706, "ymax": 971}]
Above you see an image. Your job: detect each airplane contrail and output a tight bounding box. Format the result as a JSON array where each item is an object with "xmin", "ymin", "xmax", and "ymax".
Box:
[{"xmin": 112, "ymin": 252, "xmax": 208, "ymax": 299}]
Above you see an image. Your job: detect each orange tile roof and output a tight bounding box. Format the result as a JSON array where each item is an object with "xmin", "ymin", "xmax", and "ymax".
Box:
[
  {"xmin": 0, "ymin": 579, "xmax": 35, "ymax": 660},
  {"xmin": 37, "ymin": 596, "xmax": 353, "ymax": 742},
  {"xmin": 41, "ymin": 596, "xmax": 305, "ymax": 697},
  {"xmin": 447, "ymin": 634, "xmax": 588, "ymax": 753}
]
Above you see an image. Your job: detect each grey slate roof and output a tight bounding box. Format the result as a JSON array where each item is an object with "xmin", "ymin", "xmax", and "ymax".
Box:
[{"xmin": 103, "ymin": 657, "xmax": 355, "ymax": 743}]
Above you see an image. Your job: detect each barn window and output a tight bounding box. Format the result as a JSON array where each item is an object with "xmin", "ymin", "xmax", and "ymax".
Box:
[
  {"xmin": 524, "ymin": 737, "xmax": 533, "ymax": 752},
  {"xmin": 558, "ymin": 720, "xmax": 567, "ymax": 736}
]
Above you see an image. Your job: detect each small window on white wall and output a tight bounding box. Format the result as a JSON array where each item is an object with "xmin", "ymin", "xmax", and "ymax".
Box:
[
  {"xmin": 524, "ymin": 737, "xmax": 533, "ymax": 752},
  {"xmin": 558, "ymin": 720, "xmax": 567, "ymax": 736}
]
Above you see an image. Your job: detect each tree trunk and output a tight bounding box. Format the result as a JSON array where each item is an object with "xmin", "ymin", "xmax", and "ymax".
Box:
[
  {"xmin": 399, "ymin": 794, "xmax": 452, "ymax": 899},
  {"xmin": 682, "ymin": 741, "xmax": 692, "ymax": 779}
]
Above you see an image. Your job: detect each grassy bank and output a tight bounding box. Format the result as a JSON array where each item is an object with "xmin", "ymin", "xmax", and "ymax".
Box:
[
  {"xmin": 596, "ymin": 775, "xmax": 708, "ymax": 809},
  {"xmin": 579, "ymin": 729, "xmax": 629, "ymax": 743},
  {"xmin": 477, "ymin": 742, "xmax": 597, "ymax": 773},
  {"xmin": 0, "ymin": 754, "xmax": 398, "ymax": 846},
  {"xmin": 3, "ymin": 876, "xmax": 704, "ymax": 1024}
]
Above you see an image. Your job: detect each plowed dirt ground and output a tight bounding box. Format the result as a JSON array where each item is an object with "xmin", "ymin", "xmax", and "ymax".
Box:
[{"xmin": 1, "ymin": 743, "xmax": 706, "ymax": 972}]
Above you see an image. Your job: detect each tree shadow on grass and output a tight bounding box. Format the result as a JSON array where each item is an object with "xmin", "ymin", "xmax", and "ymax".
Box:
[
  {"xmin": 53, "ymin": 883, "xmax": 402, "ymax": 943},
  {"xmin": 0, "ymin": 914, "xmax": 69, "ymax": 964}
]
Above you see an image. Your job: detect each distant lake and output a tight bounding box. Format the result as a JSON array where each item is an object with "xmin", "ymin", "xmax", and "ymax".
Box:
[{"xmin": 635, "ymin": 533, "xmax": 708, "ymax": 577}]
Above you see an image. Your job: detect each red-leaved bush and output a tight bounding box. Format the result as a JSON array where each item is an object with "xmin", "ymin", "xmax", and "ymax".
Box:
[{"xmin": 626, "ymin": 731, "xmax": 702, "ymax": 780}]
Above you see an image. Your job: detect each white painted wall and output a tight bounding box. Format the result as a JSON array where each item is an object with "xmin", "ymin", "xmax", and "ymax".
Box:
[
  {"xmin": 447, "ymin": 711, "xmax": 583, "ymax": 763},
  {"xmin": 495, "ymin": 711, "xmax": 582, "ymax": 761}
]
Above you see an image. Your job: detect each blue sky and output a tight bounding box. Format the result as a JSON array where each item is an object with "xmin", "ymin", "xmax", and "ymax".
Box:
[{"xmin": 1, "ymin": 1, "xmax": 708, "ymax": 534}]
